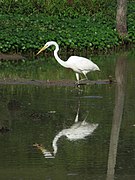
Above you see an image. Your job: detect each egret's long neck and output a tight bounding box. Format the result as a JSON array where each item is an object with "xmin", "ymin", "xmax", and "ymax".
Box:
[{"xmin": 54, "ymin": 44, "xmax": 69, "ymax": 68}]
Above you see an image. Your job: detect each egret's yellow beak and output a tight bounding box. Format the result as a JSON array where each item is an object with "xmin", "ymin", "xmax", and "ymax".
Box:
[{"xmin": 36, "ymin": 45, "xmax": 47, "ymax": 55}]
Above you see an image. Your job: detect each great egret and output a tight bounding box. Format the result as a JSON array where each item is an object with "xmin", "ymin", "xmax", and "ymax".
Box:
[{"xmin": 36, "ymin": 41, "xmax": 100, "ymax": 83}]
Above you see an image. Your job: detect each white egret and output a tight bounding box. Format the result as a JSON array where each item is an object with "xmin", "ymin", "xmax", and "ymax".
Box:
[{"xmin": 36, "ymin": 41, "xmax": 100, "ymax": 83}]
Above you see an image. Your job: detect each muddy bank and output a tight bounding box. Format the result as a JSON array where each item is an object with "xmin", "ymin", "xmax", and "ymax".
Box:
[{"xmin": 0, "ymin": 53, "xmax": 25, "ymax": 61}]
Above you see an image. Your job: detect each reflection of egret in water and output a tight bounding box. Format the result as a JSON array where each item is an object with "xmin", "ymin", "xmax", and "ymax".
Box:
[
  {"xmin": 33, "ymin": 143, "xmax": 54, "ymax": 158},
  {"xmin": 33, "ymin": 106, "xmax": 98, "ymax": 158}
]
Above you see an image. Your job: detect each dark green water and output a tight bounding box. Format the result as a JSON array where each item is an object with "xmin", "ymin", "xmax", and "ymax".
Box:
[{"xmin": 0, "ymin": 51, "xmax": 135, "ymax": 180}]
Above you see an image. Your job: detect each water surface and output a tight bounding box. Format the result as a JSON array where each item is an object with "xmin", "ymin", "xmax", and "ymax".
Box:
[{"xmin": 0, "ymin": 51, "xmax": 135, "ymax": 180}]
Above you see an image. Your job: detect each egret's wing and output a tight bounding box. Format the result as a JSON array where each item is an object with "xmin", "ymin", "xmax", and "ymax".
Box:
[{"xmin": 67, "ymin": 56, "xmax": 95, "ymax": 71}]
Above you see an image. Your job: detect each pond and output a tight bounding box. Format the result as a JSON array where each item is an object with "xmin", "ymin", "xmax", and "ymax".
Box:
[{"xmin": 0, "ymin": 50, "xmax": 135, "ymax": 180}]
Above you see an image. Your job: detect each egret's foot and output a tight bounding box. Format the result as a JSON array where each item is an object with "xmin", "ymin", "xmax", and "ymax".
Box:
[
  {"xmin": 75, "ymin": 81, "xmax": 82, "ymax": 87},
  {"xmin": 79, "ymin": 78, "xmax": 90, "ymax": 84},
  {"xmin": 80, "ymin": 78, "xmax": 88, "ymax": 81},
  {"xmin": 75, "ymin": 80, "xmax": 88, "ymax": 86}
]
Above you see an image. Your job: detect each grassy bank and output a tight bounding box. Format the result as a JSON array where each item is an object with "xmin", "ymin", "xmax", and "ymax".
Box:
[{"xmin": 0, "ymin": 1, "xmax": 135, "ymax": 53}]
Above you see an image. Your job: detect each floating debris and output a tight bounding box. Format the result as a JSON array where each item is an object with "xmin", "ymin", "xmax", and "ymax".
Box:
[
  {"xmin": 48, "ymin": 111, "xmax": 56, "ymax": 114},
  {"xmin": 0, "ymin": 126, "xmax": 10, "ymax": 133},
  {"xmin": 80, "ymin": 95, "xmax": 103, "ymax": 99}
]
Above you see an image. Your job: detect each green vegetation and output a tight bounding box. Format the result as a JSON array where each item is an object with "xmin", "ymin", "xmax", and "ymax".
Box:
[
  {"xmin": 0, "ymin": 0, "xmax": 135, "ymax": 53},
  {"xmin": 0, "ymin": 0, "xmax": 116, "ymax": 16}
]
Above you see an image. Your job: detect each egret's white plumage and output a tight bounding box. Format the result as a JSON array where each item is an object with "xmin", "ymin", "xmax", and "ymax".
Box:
[{"xmin": 37, "ymin": 41, "xmax": 100, "ymax": 83}]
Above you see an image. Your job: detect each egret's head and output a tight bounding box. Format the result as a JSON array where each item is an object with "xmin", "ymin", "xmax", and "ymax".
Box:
[
  {"xmin": 36, "ymin": 42, "xmax": 49, "ymax": 55},
  {"xmin": 36, "ymin": 41, "xmax": 57, "ymax": 55}
]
